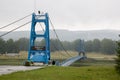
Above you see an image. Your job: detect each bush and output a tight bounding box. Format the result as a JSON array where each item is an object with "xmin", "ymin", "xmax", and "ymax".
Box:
[{"xmin": 115, "ymin": 41, "xmax": 120, "ymax": 74}]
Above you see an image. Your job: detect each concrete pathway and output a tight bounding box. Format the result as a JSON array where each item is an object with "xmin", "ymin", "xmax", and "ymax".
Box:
[{"xmin": 0, "ymin": 66, "xmax": 42, "ymax": 75}]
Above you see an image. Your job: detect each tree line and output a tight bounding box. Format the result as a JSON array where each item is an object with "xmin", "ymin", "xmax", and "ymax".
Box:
[
  {"xmin": 0, "ymin": 38, "xmax": 117, "ymax": 55},
  {"xmin": 51, "ymin": 38, "xmax": 117, "ymax": 55}
]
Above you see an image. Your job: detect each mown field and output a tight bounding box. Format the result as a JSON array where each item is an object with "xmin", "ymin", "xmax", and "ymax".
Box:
[
  {"xmin": 0, "ymin": 51, "xmax": 119, "ymax": 80},
  {"xmin": 0, "ymin": 51, "xmax": 116, "ymax": 65},
  {"xmin": 0, "ymin": 51, "xmax": 78, "ymax": 65},
  {"xmin": 0, "ymin": 66, "xmax": 119, "ymax": 80},
  {"xmin": 0, "ymin": 51, "xmax": 27, "ymax": 65},
  {"xmin": 71, "ymin": 52, "xmax": 116, "ymax": 67}
]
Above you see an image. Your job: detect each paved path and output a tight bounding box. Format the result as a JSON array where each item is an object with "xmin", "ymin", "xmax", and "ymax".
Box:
[{"xmin": 0, "ymin": 66, "xmax": 42, "ymax": 75}]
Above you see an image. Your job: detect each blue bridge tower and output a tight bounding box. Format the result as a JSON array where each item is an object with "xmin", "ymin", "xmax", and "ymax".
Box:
[{"xmin": 27, "ymin": 12, "xmax": 50, "ymax": 64}]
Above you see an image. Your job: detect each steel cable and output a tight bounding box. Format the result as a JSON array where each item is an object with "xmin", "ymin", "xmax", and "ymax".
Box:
[
  {"xmin": 0, "ymin": 13, "xmax": 32, "ymax": 29},
  {"xmin": 49, "ymin": 17, "xmax": 72, "ymax": 57},
  {"xmin": 0, "ymin": 21, "xmax": 31, "ymax": 37}
]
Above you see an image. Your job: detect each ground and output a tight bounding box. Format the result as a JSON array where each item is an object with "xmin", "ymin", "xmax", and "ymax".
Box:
[
  {"xmin": 0, "ymin": 66, "xmax": 42, "ymax": 75},
  {"xmin": 0, "ymin": 52, "xmax": 119, "ymax": 80}
]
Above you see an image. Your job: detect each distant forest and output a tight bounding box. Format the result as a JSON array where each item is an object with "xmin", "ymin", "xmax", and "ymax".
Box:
[{"xmin": 0, "ymin": 38, "xmax": 117, "ymax": 55}]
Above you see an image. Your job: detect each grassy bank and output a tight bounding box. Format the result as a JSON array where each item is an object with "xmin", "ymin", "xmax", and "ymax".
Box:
[
  {"xmin": 0, "ymin": 66, "xmax": 119, "ymax": 80},
  {"xmin": 0, "ymin": 52, "xmax": 119, "ymax": 80},
  {"xmin": 0, "ymin": 51, "xmax": 116, "ymax": 65},
  {"xmin": 0, "ymin": 51, "xmax": 77, "ymax": 65},
  {"xmin": 71, "ymin": 58, "xmax": 115, "ymax": 67},
  {"xmin": 0, "ymin": 59, "xmax": 26, "ymax": 65}
]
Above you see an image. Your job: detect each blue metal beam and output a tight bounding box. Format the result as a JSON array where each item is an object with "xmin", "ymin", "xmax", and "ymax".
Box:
[{"xmin": 28, "ymin": 13, "xmax": 50, "ymax": 64}]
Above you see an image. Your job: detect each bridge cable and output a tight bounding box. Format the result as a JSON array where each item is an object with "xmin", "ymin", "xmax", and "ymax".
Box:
[
  {"xmin": 51, "ymin": 41, "xmax": 69, "ymax": 58},
  {"xmin": 39, "ymin": 22, "xmax": 68, "ymax": 58},
  {"xmin": 0, "ymin": 13, "xmax": 32, "ymax": 29},
  {"xmin": 49, "ymin": 17, "xmax": 72, "ymax": 57},
  {"xmin": 33, "ymin": 0, "xmax": 36, "ymax": 13},
  {"xmin": 0, "ymin": 21, "xmax": 31, "ymax": 37},
  {"xmin": 39, "ymin": 23, "xmax": 45, "ymax": 32}
]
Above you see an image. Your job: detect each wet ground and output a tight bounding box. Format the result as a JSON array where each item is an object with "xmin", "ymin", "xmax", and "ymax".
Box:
[{"xmin": 0, "ymin": 66, "xmax": 42, "ymax": 75}]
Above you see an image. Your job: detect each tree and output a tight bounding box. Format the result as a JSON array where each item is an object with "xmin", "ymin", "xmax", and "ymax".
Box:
[
  {"xmin": 116, "ymin": 41, "xmax": 120, "ymax": 74},
  {"xmin": 73, "ymin": 39, "xmax": 85, "ymax": 52},
  {"xmin": 101, "ymin": 39, "xmax": 116, "ymax": 54},
  {"xmin": 6, "ymin": 39, "xmax": 18, "ymax": 53},
  {"xmin": 16, "ymin": 38, "xmax": 29, "ymax": 51},
  {"xmin": 50, "ymin": 39, "xmax": 62, "ymax": 52},
  {"xmin": 85, "ymin": 40, "xmax": 93, "ymax": 52},
  {"xmin": 92, "ymin": 39, "xmax": 101, "ymax": 52},
  {"xmin": 62, "ymin": 41, "xmax": 73, "ymax": 51},
  {"xmin": 0, "ymin": 38, "xmax": 6, "ymax": 54}
]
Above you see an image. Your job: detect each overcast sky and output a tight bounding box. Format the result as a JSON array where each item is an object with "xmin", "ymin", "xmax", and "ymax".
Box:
[{"xmin": 0, "ymin": 0, "xmax": 120, "ymax": 31}]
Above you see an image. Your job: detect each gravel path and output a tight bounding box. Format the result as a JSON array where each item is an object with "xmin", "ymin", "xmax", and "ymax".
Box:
[{"xmin": 0, "ymin": 66, "xmax": 42, "ymax": 75}]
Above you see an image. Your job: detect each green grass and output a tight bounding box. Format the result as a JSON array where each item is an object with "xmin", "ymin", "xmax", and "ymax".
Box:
[
  {"xmin": 0, "ymin": 57, "xmax": 119, "ymax": 80},
  {"xmin": 0, "ymin": 59, "xmax": 26, "ymax": 65},
  {"xmin": 0, "ymin": 52, "xmax": 119, "ymax": 80},
  {"xmin": 71, "ymin": 58, "xmax": 116, "ymax": 67},
  {"xmin": 0, "ymin": 66, "xmax": 119, "ymax": 80},
  {"xmin": 0, "ymin": 51, "xmax": 116, "ymax": 65}
]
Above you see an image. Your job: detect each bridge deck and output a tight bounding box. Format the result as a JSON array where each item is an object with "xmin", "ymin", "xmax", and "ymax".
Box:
[{"xmin": 60, "ymin": 56, "xmax": 85, "ymax": 66}]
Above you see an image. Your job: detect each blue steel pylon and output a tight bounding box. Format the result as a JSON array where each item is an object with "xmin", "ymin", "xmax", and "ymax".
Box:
[{"xmin": 28, "ymin": 12, "xmax": 50, "ymax": 64}]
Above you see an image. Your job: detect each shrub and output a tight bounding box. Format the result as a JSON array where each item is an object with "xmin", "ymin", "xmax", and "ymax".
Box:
[{"xmin": 115, "ymin": 41, "xmax": 120, "ymax": 74}]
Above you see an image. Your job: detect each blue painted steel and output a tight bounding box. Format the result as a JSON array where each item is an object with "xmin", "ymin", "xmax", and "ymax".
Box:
[
  {"xmin": 79, "ymin": 40, "xmax": 85, "ymax": 53},
  {"xmin": 78, "ymin": 40, "xmax": 86, "ymax": 57},
  {"xmin": 28, "ymin": 13, "xmax": 50, "ymax": 64}
]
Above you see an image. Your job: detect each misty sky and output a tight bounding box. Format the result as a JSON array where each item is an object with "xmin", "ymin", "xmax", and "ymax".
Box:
[{"xmin": 0, "ymin": 0, "xmax": 120, "ymax": 31}]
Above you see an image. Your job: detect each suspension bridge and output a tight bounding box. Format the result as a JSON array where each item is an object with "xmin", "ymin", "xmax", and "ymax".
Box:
[{"xmin": 0, "ymin": 11, "xmax": 86, "ymax": 66}]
